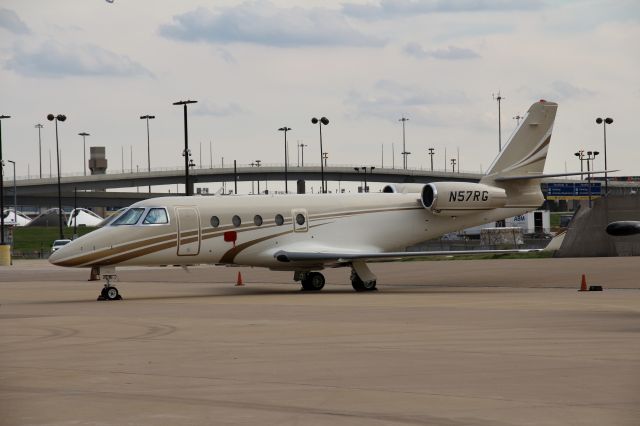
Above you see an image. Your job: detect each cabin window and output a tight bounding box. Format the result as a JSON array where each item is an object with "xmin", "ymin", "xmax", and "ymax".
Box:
[
  {"xmin": 232, "ymin": 215, "xmax": 242, "ymax": 227},
  {"xmin": 143, "ymin": 208, "xmax": 168, "ymax": 224},
  {"xmin": 210, "ymin": 216, "xmax": 220, "ymax": 228},
  {"xmin": 296, "ymin": 213, "xmax": 306, "ymax": 226},
  {"xmin": 254, "ymin": 215, "xmax": 263, "ymax": 226},
  {"xmin": 275, "ymin": 214, "xmax": 284, "ymax": 226},
  {"xmin": 111, "ymin": 208, "xmax": 145, "ymax": 226}
]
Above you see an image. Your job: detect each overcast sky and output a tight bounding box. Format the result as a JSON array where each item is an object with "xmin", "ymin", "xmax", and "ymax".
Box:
[{"xmin": 0, "ymin": 0, "xmax": 638, "ymax": 188}]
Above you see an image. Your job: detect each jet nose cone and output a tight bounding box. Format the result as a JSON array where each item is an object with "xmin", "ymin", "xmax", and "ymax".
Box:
[{"xmin": 48, "ymin": 248, "xmax": 64, "ymax": 265}]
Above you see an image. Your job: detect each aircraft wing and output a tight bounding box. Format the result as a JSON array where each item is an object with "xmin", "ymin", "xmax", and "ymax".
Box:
[{"xmin": 274, "ymin": 248, "xmax": 541, "ymax": 264}]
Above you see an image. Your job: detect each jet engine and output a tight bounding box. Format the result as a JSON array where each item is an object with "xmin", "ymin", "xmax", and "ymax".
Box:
[
  {"xmin": 420, "ymin": 182, "xmax": 507, "ymax": 215},
  {"xmin": 382, "ymin": 183, "xmax": 425, "ymax": 194}
]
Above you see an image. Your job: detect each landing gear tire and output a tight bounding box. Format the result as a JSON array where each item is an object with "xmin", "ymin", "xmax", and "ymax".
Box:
[
  {"xmin": 301, "ymin": 272, "xmax": 325, "ymax": 291},
  {"xmin": 98, "ymin": 286, "xmax": 122, "ymax": 301},
  {"xmin": 351, "ymin": 271, "xmax": 377, "ymax": 292}
]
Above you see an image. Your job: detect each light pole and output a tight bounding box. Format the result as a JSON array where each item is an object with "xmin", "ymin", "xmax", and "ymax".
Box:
[
  {"xmin": 399, "ymin": 117, "xmax": 409, "ymax": 169},
  {"xmin": 140, "ymin": 114, "xmax": 155, "ymax": 193},
  {"xmin": 255, "ymin": 160, "xmax": 261, "ymax": 194},
  {"xmin": 574, "ymin": 150, "xmax": 585, "ymax": 180},
  {"xmin": 402, "ymin": 151, "xmax": 411, "ymax": 168},
  {"xmin": 47, "ymin": 113, "xmax": 66, "ymax": 240},
  {"xmin": 353, "ymin": 167, "xmax": 362, "ymax": 192},
  {"xmin": 361, "ymin": 166, "xmax": 375, "ymax": 192},
  {"xmin": 78, "ymin": 132, "xmax": 90, "ymax": 176},
  {"xmin": 596, "ymin": 117, "xmax": 613, "ymax": 196},
  {"xmin": 513, "ymin": 114, "xmax": 523, "ymax": 126},
  {"xmin": 311, "ymin": 117, "xmax": 329, "ymax": 193},
  {"xmin": 428, "ymin": 148, "xmax": 435, "ymax": 171},
  {"xmin": 8, "ymin": 160, "xmax": 16, "ymax": 233},
  {"xmin": 35, "ymin": 123, "xmax": 44, "ymax": 179},
  {"xmin": 450, "ymin": 158, "xmax": 456, "ymax": 173},
  {"xmin": 173, "ymin": 100, "xmax": 197, "ymax": 196},
  {"xmin": 300, "ymin": 143, "xmax": 307, "ymax": 167},
  {"xmin": 0, "ymin": 114, "xmax": 10, "ymax": 245},
  {"xmin": 278, "ymin": 126, "xmax": 291, "ymax": 193},
  {"xmin": 493, "ymin": 92, "xmax": 504, "ymax": 152},
  {"xmin": 585, "ymin": 151, "xmax": 599, "ymax": 208}
]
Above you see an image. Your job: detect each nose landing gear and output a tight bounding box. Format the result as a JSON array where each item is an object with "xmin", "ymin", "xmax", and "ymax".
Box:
[{"xmin": 95, "ymin": 267, "xmax": 122, "ymax": 301}]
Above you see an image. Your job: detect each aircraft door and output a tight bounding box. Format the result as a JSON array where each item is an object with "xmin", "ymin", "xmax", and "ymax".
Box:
[
  {"xmin": 292, "ymin": 209, "xmax": 309, "ymax": 232},
  {"xmin": 176, "ymin": 207, "xmax": 201, "ymax": 256}
]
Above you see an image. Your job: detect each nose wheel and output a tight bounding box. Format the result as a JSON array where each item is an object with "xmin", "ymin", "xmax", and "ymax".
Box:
[{"xmin": 97, "ymin": 274, "xmax": 122, "ymax": 301}]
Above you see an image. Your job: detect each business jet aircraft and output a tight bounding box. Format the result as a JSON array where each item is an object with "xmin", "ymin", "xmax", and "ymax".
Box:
[{"xmin": 51, "ymin": 100, "xmax": 582, "ymax": 300}]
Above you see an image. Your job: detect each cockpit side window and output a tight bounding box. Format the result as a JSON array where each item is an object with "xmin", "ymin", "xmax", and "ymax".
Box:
[
  {"xmin": 143, "ymin": 208, "xmax": 169, "ymax": 224},
  {"xmin": 111, "ymin": 208, "xmax": 145, "ymax": 226}
]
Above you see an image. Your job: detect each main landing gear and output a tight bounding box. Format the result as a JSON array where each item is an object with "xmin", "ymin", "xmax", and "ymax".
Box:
[
  {"xmin": 350, "ymin": 261, "xmax": 377, "ymax": 292},
  {"xmin": 295, "ymin": 271, "xmax": 325, "ymax": 291},
  {"xmin": 293, "ymin": 261, "xmax": 378, "ymax": 292},
  {"xmin": 95, "ymin": 266, "xmax": 123, "ymax": 301}
]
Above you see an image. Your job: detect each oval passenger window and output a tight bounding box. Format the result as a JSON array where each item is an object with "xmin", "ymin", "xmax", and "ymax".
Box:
[
  {"xmin": 296, "ymin": 213, "xmax": 305, "ymax": 226},
  {"xmin": 254, "ymin": 215, "xmax": 263, "ymax": 226},
  {"xmin": 275, "ymin": 214, "xmax": 284, "ymax": 226},
  {"xmin": 210, "ymin": 216, "xmax": 220, "ymax": 228},
  {"xmin": 232, "ymin": 215, "xmax": 242, "ymax": 227}
]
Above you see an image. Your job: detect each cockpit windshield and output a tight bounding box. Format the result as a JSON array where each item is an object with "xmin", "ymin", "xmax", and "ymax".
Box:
[
  {"xmin": 143, "ymin": 208, "xmax": 169, "ymax": 224},
  {"xmin": 111, "ymin": 208, "xmax": 145, "ymax": 226}
]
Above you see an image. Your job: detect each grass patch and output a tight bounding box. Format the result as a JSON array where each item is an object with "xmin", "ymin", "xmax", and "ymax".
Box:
[{"xmin": 12, "ymin": 227, "xmax": 97, "ymax": 253}]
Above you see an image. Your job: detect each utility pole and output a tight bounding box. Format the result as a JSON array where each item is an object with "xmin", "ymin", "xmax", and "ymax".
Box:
[
  {"xmin": 140, "ymin": 114, "xmax": 155, "ymax": 193},
  {"xmin": 173, "ymin": 99, "xmax": 198, "ymax": 196}
]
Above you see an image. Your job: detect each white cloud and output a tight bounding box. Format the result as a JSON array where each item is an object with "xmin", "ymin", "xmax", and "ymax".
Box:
[
  {"xmin": 344, "ymin": 80, "xmax": 468, "ymax": 125},
  {"xmin": 519, "ymin": 81, "xmax": 596, "ymax": 102},
  {"xmin": 192, "ymin": 101, "xmax": 245, "ymax": 117},
  {"xmin": 159, "ymin": 2, "xmax": 383, "ymax": 47},
  {"xmin": 5, "ymin": 41, "xmax": 154, "ymax": 78},
  {"xmin": 0, "ymin": 8, "xmax": 30, "ymax": 34},
  {"xmin": 404, "ymin": 43, "xmax": 480, "ymax": 60},
  {"xmin": 343, "ymin": 0, "xmax": 543, "ymax": 20}
]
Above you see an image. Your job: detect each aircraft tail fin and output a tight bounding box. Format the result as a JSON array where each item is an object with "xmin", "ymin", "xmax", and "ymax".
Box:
[{"xmin": 483, "ymin": 100, "xmax": 558, "ymax": 182}]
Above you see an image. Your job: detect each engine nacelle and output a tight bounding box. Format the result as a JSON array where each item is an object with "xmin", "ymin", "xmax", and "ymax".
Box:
[
  {"xmin": 421, "ymin": 182, "xmax": 507, "ymax": 215},
  {"xmin": 382, "ymin": 183, "xmax": 425, "ymax": 194}
]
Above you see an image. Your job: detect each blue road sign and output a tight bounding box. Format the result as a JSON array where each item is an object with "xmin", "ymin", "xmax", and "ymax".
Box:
[{"xmin": 547, "ymin": 182, "xmax": 601, "ymax": 197}]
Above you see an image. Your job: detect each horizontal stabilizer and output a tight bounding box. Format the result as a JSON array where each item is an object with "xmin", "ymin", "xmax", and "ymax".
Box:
[
  {"xmin": 606, "ymin": 221, "xmax": 640, "ymax": 236},
  {"xmin": 494, "ymin": 170, "xmax": 618, "ymax": 181},
  {"xmin": 275, "ymin": 248, "xmax": 541, "ymax": 263}
]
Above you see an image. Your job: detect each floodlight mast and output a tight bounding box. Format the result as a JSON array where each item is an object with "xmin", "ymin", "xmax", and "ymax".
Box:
[{"xmin": 173, "ymin": 100, "xmax": 197, "ymax": 196}]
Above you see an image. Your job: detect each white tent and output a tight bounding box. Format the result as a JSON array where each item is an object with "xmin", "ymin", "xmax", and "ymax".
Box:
[
  {"xmin": 67, "ymin": 208, "xmax": 103, "ymax": 227},
  {"xmin": 2, "ymin": 210, "xmax": 31, "ymax": 226}
]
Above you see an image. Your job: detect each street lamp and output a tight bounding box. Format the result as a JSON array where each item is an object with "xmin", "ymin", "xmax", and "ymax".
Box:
[
  {"xmin": 140, "ymin": 114, "xmax": 155, "ymax": 193},
  {"xmin": 311, "ymin": 117, "xmax": 329, "ymax": 193},
  {"xmin": 596, "ymin": 117, "xmax": 613, "ymax": 196},
  {"xmin": 450, "ymin": 158, "xmax": 457, "ymax": 173},
  {"xmin": 278, "ymin": 126, "xmax": 291, "ymax": 193},
  {"xmin": 585, "ymin": 151, "xmax": 599, "ymax": 207},
  {"xmin": 361, "ymin": 166, "xmax": 375, "ymax": 193},
  {"xmin": 402, "ymin": 151, "xmax": 411, "ymax": 168},
  {"xmin": 47, "ymin": 113, "xmax": 66, "ymax": 239},
  {"xmin": 173, "ymin": 100, "xmax": 197, "ymax": 196},
  {"xmin": 399, "ymin": 116, "xmax": 409, "ymax": 169},
  {"xmin": 78, "ymin": 132, "xmax": 90, "ymax": 176},
  {"xmin": 35, "ymin": 123, "xmax": 44, "ymax": 179},
  {"xmin": 353, "ymin": 167, "xmax": 362, "ymax": 192},
  {"xmin": 428, "ymin": 148, "xmax": 435, "ymax": 171},
  {"xmin": 574, "ymin": 150, "xmax": 585, "ymax": 180},
  {"xmin": 299, "ymin": 143, "xmax": 308, "ymax": 168},
  {"xmin": 0, "ymin": 114, "xmax": 10, "ymax": 245},
  {"xmin": 255, "ymin": 160, "xmax": 261, "ymax": 194}
]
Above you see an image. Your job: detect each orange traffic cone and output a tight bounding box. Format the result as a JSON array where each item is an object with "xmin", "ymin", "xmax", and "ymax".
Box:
[
  {"xmin": 579, "ymin": 274, "xmax": 587, "ymax": 292},
  {"xmin": 236, "ymin": 271, "xmax": 244, "ymax": 286}
]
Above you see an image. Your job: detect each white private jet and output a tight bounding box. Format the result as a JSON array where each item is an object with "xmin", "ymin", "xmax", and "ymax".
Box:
[{"xmin": 50, "ymin": 100, "xmax": 589, "ymax": 300}]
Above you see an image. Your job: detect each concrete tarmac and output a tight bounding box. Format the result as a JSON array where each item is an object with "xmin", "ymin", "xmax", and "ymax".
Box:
[{"xmin": 1, "ymin": 258, "xmax": 639, "ymax": 425}]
